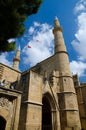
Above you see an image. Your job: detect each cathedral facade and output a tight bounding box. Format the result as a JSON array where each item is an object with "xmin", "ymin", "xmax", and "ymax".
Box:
[{"xmin": 0, "ymin": 18, "xmax": 86, "ymax": 130}]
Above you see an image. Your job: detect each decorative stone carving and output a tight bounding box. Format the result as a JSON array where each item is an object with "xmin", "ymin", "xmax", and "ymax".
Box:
[{"xmin": 0, "ymin": 97, "xmax": 13, "ymax": 111}]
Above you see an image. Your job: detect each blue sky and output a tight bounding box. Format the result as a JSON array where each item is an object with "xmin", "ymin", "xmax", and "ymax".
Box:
[{"xmin": 0, "ymin": 0, "xmax": 86, "ymax": 82}]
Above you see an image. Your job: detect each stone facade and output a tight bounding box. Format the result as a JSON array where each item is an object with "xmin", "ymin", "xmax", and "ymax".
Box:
[
  {"xmin": 0, "ymin": 86, "xmax": 21, "ymax": 130},
  {"xmin": 73, "ymin": 75, "xmax": 86, "ymax": 130},
  {"xmin": 0, "ymin": 18, "xmax": 86, "ymax": 130}
]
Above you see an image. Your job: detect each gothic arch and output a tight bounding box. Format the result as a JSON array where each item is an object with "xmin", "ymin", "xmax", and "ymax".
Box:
[
  {"xmin": 42, "ymin": 92, "xmax": 57, "ymax": 130},
  {"xmin": 0, "ymin": 116, "xmax": 6, "ymax": 130}
]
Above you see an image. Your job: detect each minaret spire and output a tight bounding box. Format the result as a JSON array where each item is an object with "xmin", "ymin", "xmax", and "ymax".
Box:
[
  {"xmin": 52, "ymin": 17, "xmax": 81, "ymax": 129},
  {"xmin": 53, "ymin": 17, "xmax": 67, "ymax": 54},
  {"xmin": 53, "ymin": 17, "xmax": 69, "ymax": 72},
  {"xmin": 13, "ymin": 45, "xmax": 20, "ymax": 70},
  {"xmin": 54, "ymin": 16, "xmax": 60, "ymax": 26}
]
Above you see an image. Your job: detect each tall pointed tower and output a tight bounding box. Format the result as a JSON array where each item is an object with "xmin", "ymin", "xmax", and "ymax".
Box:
[
  {"xmin": 53, "ymin": 17, "xmax": 81, "ymax": 129},
  {"xmin": 13, "ymin": 46, "xmax": 20, "ymax": 70},
  {"xmin": 53, "ymin": 17, "xmax": 71, "ymax": 72}
]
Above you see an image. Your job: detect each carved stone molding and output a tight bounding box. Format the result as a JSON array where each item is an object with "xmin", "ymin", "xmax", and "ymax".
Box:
[{"xmin": 0, "ymin": 97, "xmax": 13, "ymax": 111}]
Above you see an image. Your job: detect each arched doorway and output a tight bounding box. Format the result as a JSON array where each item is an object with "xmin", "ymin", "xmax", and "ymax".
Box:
[
  {"xmin": 0, "ymin": 116, "xmax": 6, "ymax": 130},
  {"xmin": 42, "ymin": 92, "xmax": 58, "ymax": 130},
  {"xmin": 42, "ymin": 96, "xmax": 52, "ymax": 130}
]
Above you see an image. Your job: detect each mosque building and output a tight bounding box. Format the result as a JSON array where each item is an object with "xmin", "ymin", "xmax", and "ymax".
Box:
[{"xmin": 0, "ymin": 18, "xmax": 86, "ymax": 130}]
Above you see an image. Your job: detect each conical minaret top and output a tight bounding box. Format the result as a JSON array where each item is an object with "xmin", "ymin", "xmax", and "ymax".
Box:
[
  {"xmin": 53, "ymin": 17, "xmax": 67, "ymax": 54},
  {"xmin": 54, "ymin": 16, "xmax": 60, "ymax": 27},
  {"xmin": 13, "ymin": 45, "xmax": 20, "ymax": 70}
]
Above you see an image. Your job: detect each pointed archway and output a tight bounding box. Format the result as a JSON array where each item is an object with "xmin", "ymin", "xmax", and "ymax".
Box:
[
  {"xmin": 42, "ymin": 92, "xmax": 57, "ymax": 130},
  {"xmin": 0, "ymin": 116, "xmax": 6, "ymax": 130},
  {"xmin": 42, "ymin": 96, "xmax": 52, "ymax": 130}
]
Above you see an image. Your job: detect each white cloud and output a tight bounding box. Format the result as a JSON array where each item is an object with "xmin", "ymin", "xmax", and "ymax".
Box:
[
  {"xmin": 74, "ymin": 3, "xmax": 85, "ymax": 13},
  {"xmin": 34, "ymin": 22, "xmax": 40, "ymax": 27},
  {"xmin": 71, "ymin": 12, "xmax": 86, "ymax": 59},
  {"xmin": 22, "ymin": 22, "xmax": 54, "ymax": 67},
  {"xmin": 70, "ymin": 60, "xmax": 86, "ymax": 77},
  {"xmin": 74, "ymin": 0, "xmax": 86, "ymax": 14},
  {"xmin": 28, "ymin": 27, "xmax": 35, "ymax": 35},
  {"xmin": 0, "ymin": 53, "xmax": 12, "ymax": 67},
  {"xmin": 77, "ymin": 56, "xmax": 85, "ymax": 61},
  {"xmin": 71, "ymin": 0, "xmax": 86, "ymax": 78}
]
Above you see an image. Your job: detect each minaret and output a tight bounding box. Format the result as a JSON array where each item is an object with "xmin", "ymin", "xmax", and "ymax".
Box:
[
  {"xmin": 53, "ymin": 17, "xmax": 81, "ymax": 129},
  {"xmin": 53, "ymin": 17, "xmax": 71, "ymax": 73},
  {"xmin": 13, "ymin": 46, "xmax": 20, "ymax": 70},
  {"xmin": 53, "ymin": 16, "xmax": 66, "ymax": 53}
]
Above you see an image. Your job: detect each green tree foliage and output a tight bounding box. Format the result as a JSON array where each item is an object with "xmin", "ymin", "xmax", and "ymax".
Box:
[{"xmin": 0, "ymin": 0, "xmax": 42, "ymax": 52}]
